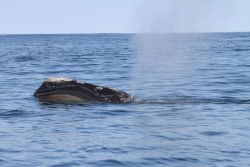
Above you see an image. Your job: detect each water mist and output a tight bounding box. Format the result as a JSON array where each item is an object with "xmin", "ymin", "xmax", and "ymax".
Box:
[{"xmin": 130, "ymin": 0, "xmax": 250, "ymax": 99}]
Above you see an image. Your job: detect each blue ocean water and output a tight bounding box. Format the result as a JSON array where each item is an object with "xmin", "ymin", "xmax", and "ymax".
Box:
[{"xmin": 0, "ymin": 33, "xmax": 250, "ymax": 167}]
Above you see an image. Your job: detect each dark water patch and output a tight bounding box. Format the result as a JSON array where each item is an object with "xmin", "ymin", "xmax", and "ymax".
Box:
[
  {"xmin": 0, "ymin": 148, "xmax": 22, "ymax": 153},
  {"xmin": 233, "ymin": 48, "xmax": 250, "ymax": 52},
  {"xmin": 108, "ymin": 124, "xmax": 132, "ymax": 130},
  {"xmin": 14, "ymin": 55, "xmax": 36, "ymax": 62},
  {"xmin": 50, "ymin": 161, "xmax": 81, "ymax": 167},
  {"xmin": 208, "ymin": 157, "xmax": 233, "ymax": 163},
  {"xmin": 96, "ymin": 109, "xmax": 135, "ymax": 116},
  {"xmin": 168, "ymin": 157, "xmax": 200, "ymax": 163},
  {"xmin": 199, "ymin": 131, "xmax": 229, "ymax": 136},
  {"xmin": 142, "ymin": 157, "xmax": 200, "ymax": 165},
  {"xmin": 93, "ymin": 111, "xmax": 125, "ymax": 116},
  {"xmin": 221, "ymin": 150, "xmax": 241, "ymax": 154},
  {"xmin": 135, "ymin": 97, "xmax": 250, "ymax": 105},
  {"xmin": 0, "ymin": 109, "xmax": 28, "ymax": 119},
  {"xmin": 85, "ymin": 146, "xmax": 129, "ymax": 154},
  {"xmin": 110, "ymin": 109, "xmax": 134, "ymax": 113},
  {"xmin": 88, "ymin": 159, "xmax": 128, "ymax": 167},
  {"xmin": 152, "ymin": 135, "xmax": 188, "ymax": 141}
]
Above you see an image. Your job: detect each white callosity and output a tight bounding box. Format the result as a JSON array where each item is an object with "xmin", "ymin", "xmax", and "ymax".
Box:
[
  {"xmin": 95, "ymin": 87, "xmax": 103, "ymax": 91},
  {"xmin": 46, "ymin": 77, "xmax": 73, "ymax": 83}
]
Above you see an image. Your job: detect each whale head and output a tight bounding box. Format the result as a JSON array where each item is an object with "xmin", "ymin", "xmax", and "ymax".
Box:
[{"xmin": 34, "ymin": 77, "xmax": 133, "ymax": 103}]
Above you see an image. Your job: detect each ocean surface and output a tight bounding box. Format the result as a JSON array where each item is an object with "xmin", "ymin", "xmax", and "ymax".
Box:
[{"xmin": 0, "ymin": 33, "xmax": 250, "ymax": 167}]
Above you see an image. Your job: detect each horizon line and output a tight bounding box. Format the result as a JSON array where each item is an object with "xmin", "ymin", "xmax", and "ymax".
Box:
[{"xmin": 0, "ymin": 31, "xmax": 250, "ymax": 36}]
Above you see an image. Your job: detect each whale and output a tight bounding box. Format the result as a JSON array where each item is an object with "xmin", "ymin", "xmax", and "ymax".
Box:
[{"xmin": 34, "ymin": 77, "xmax": 133, "ymax": 103}]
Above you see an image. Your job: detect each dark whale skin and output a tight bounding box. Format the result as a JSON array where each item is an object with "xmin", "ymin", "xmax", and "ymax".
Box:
[{"xmin": 34, "ymin": 78, "xmax": 133, "ymax": 103}]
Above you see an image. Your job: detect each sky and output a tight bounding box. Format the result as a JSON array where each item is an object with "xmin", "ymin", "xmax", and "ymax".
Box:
[
  {"xmin": 135, "ymin": 0, "xmax": 250, "ymax": 33},
  {"xmin": 0, "ymin": 0, "xmax": 142, "ymax": 34},
  {"xmin": 1, "ymin": 0, "xmax": 250, "ymax": 34}
]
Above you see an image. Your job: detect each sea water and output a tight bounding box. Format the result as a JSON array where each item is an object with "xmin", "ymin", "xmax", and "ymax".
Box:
[{"xmin": 0, "ymin": 33, "xmax": 250, "ymax": 167}]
